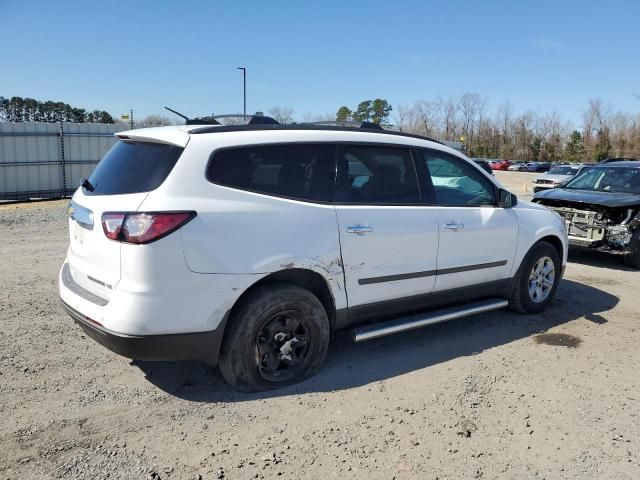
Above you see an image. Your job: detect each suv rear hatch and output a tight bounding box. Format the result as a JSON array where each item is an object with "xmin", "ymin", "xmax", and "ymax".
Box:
[{"xmin": 66, "ymin": 136, "xmax": 186, "ymax": 302}]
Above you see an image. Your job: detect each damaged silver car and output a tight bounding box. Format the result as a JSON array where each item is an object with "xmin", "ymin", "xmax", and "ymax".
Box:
[{"xmin": 533, "ymin": 160, "xmax": 640, "ymax": 268}]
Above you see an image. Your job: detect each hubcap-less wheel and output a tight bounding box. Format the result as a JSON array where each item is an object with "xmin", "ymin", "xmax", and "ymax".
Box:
[
  {"xmin": 528, "ymin": 256, "xmax": 555, "ymax": 303},
  {"xmin": 255, "ymin": 310, "xmax": 313, "ymax": 382}
]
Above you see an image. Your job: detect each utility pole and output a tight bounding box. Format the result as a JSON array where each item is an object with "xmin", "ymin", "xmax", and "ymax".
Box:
[
  {"xmin": 130, "ymin": 109, "xmax": 134, "ymax": 130},
  {"xmin": 237, "ymin": 67, "xmax": 247, "ymax": 116}
]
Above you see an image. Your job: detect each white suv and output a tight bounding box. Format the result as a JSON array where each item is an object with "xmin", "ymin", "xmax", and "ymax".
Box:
[{"xmin": 59, "ymin": 118, "xmax": 568, "ymax": 392}]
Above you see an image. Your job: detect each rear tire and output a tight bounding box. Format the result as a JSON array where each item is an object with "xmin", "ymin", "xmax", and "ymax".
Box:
[
  {"xmin": 509, "ymin": 241, "xmax": 561, "ymax": 314},
  {"xmin": 623, "ymin": 231, "xmax": 640, "ymax": 269},
  {"xmin": 219, "ymin": 282, "xmax": 330, "ymax": 392}
]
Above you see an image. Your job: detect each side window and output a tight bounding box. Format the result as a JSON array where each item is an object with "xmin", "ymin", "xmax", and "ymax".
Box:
[
  {"xmin": 418, "ymin": 150, "xmax": 496, "ymax": 206},
  {"xmin": 337, "ymin": 145, "xmax": 420, "ymax": 204},
  {"xmin": 207, "ymin": 143, "xmax": 336, "ymax": 202}
]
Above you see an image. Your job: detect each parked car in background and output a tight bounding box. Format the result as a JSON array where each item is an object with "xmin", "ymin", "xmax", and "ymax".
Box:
[
  {"xmin": 533, "ymin": 160, "xmax": 640, "ymax": 268},
  {"xmin": 598, "ymin": 157, "xmax": 638, "ymax": 164},
  {"xmin": 59, "ymin": 116, "xmax": 568, "ymax": 391},
  {"xmin": 527, "ymin": 162, "xmax": 552, "ymax": 173},
  {"xmin": 473, "ymin": 159, "xmax": 494, "ymax": 175},
  {"xmin": 532, "ymin": 164, "xmax": 592, "ymax": 193},
  {"xmin": 490, "ymin": 160, "xmax": 511, "ymax": 171},
  {"xmin": 508, "ymin": 162, "xmax": 529, "ymax": 171}
]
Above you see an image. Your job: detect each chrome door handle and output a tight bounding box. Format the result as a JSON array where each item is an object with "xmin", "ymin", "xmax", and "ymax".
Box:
[
  {"xmin": 346, "ymin": 225, "xmax": 373, "ymax": 235},
  {"xmin": 444, "ymin": 223, "xmax": 464, "ymax": 231}
]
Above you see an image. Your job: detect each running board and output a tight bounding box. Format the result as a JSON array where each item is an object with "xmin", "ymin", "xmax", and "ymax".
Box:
[{"xmin": 352, "ymin": 298, "xmax": 509, "ymax": 342}]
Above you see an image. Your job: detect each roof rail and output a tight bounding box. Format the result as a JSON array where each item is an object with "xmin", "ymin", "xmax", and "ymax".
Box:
[
  {"xmin": 164, "ymin": 108, "xmax": 281, "ymax": 126},
  {"xmin": 598, "ymin": 157, "xmax": 638, "ymax": 164},
  {"xmin": 184, "ymin": 113, "xmax": 280, "ymax": 126},
  {"xmin": 189, "ymin": 123, "xmax": 443, "ymax": 145},
  {"xmin": 298, "ymin": 120, "xmax": 384, "ymax": 130}
]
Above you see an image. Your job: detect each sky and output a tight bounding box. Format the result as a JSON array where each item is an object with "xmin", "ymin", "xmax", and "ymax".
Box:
[{"xmin": 2, "ymin": 0, "xmax": 639, "ymax": 124}]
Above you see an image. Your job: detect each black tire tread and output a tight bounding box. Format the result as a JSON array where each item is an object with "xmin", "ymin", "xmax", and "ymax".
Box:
[
  {"xmin": 219, "ymin": 282, "xmax": 330, "ymax": 392},
  {"xmin": 623, "ymin": 231, "xmax": 640, "ymax": 269}
]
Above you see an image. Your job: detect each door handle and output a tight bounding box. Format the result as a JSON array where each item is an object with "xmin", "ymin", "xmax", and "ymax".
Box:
[
  {"xmin": 444, "ymin": 223, "xmax": 464, "ymax": 231},
  {"xmin": 346, "ymin": 225, "xmax": 373, "ymax": 235}
]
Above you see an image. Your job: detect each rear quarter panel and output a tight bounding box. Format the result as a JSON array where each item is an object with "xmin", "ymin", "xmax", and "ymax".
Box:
[{"xmin": 139, "ymin": 133, "xmax": 348, "ymax": 311}]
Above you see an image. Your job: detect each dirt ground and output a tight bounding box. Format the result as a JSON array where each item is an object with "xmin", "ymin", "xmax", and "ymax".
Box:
[{"xmin": 1, "ymin": 171, "xmax": 639, "ymax": 479}]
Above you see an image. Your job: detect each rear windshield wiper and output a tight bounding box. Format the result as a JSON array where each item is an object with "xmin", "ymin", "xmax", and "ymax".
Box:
[{"xmin": 81, "ymin": 177, "xmax": 95, "ymax": 192}]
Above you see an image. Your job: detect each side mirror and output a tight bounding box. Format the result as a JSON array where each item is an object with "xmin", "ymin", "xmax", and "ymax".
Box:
[{"xmin": 498, "ymin": 189, "xmax": 517, "ymax": 208}]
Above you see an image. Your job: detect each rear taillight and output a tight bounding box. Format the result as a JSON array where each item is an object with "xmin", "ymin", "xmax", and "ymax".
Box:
[
  {"xmin": 101, "ymin": 211, "xmax": 196, "ymax": 244},
  {"xmin": 102, "ymin": 213, "xmax": 126, "ymax": 240}
]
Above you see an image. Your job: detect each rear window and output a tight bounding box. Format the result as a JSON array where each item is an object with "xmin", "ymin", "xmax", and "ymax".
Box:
[
  {"xmin": 85, "ymin": 141, "xmax": 183, "ymax": 195},
  {"xmin": 207, "ymin": 144, "xmax": 336, "ymax": 202},
  {"xmin": 336, "ymin": 145, "xmax": 420, "ymax": 204}
]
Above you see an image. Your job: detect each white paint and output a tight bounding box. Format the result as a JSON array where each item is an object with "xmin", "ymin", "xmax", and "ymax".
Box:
[{"xmin": 59, "ymin": 125, "xmax": 568, "ymax": 339}]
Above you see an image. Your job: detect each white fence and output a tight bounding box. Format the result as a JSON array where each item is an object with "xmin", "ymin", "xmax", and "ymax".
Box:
[{"xmin": 0, "ymin": 122, "xmax": 125, "ymax": 200}]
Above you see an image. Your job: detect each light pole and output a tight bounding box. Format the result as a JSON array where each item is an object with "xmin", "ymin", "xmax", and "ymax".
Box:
[{"xmin": 237, "ymin": 67, "xmax": 246, "ymax": 116}]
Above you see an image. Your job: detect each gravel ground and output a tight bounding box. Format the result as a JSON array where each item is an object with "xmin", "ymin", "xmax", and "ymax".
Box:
[{"xmin": 1, "ymin": 172, "xmax": 639, "ymax": 479}]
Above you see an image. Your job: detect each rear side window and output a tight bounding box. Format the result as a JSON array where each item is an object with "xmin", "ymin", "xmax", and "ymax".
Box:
[
  {"xmin": 207, "ymin": 144, "xmax": 336, "ymax": 202},
  {"xmin": 86, "ymin": 141, "xmax": 183, "ymax": 195},
  {"xmin": 336, "ymin": 145, "xmax": 420, "ymax": 204}
]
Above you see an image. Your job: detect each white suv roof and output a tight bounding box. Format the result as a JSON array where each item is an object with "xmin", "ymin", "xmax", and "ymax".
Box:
[{"xmin": 116, "ymin": 123, "xmax": 461, "ymax": 156}]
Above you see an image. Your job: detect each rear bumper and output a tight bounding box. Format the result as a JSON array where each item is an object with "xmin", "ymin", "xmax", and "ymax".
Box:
[{"xmin": 61, "ymin": 300, "xmax": 225, "ymax": 365}]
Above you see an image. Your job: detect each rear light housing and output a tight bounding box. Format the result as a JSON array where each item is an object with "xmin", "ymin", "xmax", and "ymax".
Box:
[{"xmin": 101, "ymin": 211, "xmax": 196, "ymax": 244}]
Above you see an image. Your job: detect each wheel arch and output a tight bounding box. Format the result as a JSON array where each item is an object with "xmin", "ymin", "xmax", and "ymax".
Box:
[
  {"xmin": 537, "ymin": 234, "xmax": 565, "ymax": 263},
  {"xmin": 227, "ymin": 268, "xmax": 337, "ymax": 331},
  {"xmin": 509, "ymin": 233, "xmax": 566, "ymax": 292}
]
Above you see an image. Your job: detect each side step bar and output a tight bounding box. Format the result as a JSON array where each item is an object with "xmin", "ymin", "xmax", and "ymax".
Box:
[{"xmin": 353, "ymin": 298, "xmax": 509, "ymax": 342}]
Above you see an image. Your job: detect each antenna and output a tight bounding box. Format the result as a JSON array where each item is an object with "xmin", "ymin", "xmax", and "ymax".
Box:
[{"xmin": 164, "ymin": 106, "xmax": 190, "ymax": 121}]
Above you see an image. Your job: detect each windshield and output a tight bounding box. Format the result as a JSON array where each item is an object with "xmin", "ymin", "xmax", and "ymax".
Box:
[
  {"xmin": 548, "ymin": 166, "xmax": 577, "ymax": 175},
  {"xmin": 564, "ymin": 167, "xmax": 640, "ymax": 194}
]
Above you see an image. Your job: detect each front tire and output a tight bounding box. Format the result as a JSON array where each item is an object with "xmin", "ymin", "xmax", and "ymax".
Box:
[
  {"xmin": 509, "ymin": 241, "xmax": 561, "ymax": 314},
  {"xmin": 219, "ymin": 283, "xmax": 330, "ymax": 392},
  {"xmin": 623, "ymin": 231, "xmax": 640, "ymax": 269}
]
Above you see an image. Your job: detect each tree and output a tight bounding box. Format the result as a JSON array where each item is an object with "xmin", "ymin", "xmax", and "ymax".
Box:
[
  {"xmin": 0, "ymin": 96, "xmax": 115, "ymax": 123},
  {"xmin": 370, "ymin": 99, "xmax": 392, "ymax": 125},
  {"xmin": 137, "ymin": 115, "xmax": 176, "ymax": 127},
  {"xmin": 458, "ymin": 92, "xmax": 482, "ymax": 140},
  {"xmin": 582, "ymin": 98, "xmax": 611, "ymax": 161},
  {"xmin": 269, "ymin": 106, "xmax": 294, "ymax": 124},
  {"xmin": 0, "ymin": 96, "xmax": 9, "ymax": 121},
  {"xmin": 393, "ymin": 104, "xmax": 417, "ymax": 132},
  {"xmin": 336, "ymin": 106, "xmax": 352, "ymax": 122},
  {"xmin": 414, "ymin": 100, "xmax": 436, "ymax": 135},
  {"xmin": 352, "ymin": 100, "xmax": 373, "ymax": 122},
  {"xmin": 330, "ymin": 96, "xmax": 640, "ymax": 160},
  {"xmin": 593, "ymin": 126, "xmax": 612, "ymax": 161},
  {"xmin": 434, "ymin": 96, "xmax": 458, "ymax": 139},
  {"xmin": 563, "ymin": 130, "xmax": 586, "ymax": 163}
]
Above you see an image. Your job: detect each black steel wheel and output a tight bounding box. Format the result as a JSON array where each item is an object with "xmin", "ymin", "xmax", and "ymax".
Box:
[
  {"xmin": 255, "ymin": 310, "xmax": 314, "ymax": 382},
  {"xmin": 219, "ymin": 282, "xmax": 330, "ymax": 392}
]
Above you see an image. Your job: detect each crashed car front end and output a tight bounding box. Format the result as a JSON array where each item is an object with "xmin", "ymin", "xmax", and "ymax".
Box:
[{"xmin": 534, "ymin": 199, "xmax": 640, "ymax": 252}]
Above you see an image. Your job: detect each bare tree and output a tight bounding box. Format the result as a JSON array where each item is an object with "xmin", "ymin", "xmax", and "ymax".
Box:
[
  {"xmin": 393, "ymin": 103, "xmax": 418, "ymax": 132},
  {"xmin": 414, "ymin": 100, "xmax": 437, "ymax": 135},
  {"xmin": 136, "ymin": 115, "xmax": 178, "ymax": 127},
  {"xmin": 269, "ymin": 106, "xmax": 294, "ymax": 124},
  {"xmin": 301, "ymin": 112, "xmax": 335, "ymax": 122},
  {"xmin": 435, "ymin": 96, "xmax": 458, "ymax": 140},
  {"xmin": 458, "ymin": 92, "xmax": 482, "ymax": 141},
  {"xmin": 582, "ymin": 98, "xmax": 612, "ymax": 160}
]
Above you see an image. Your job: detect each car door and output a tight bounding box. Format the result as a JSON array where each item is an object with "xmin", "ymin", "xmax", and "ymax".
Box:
[
  {"xmin": 415, "ymin": 149, "xmax": 518, "ymax": 292},
  {"xmin": 334, "ymin": 144, "xmax": 439, "ymax": 317}
]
